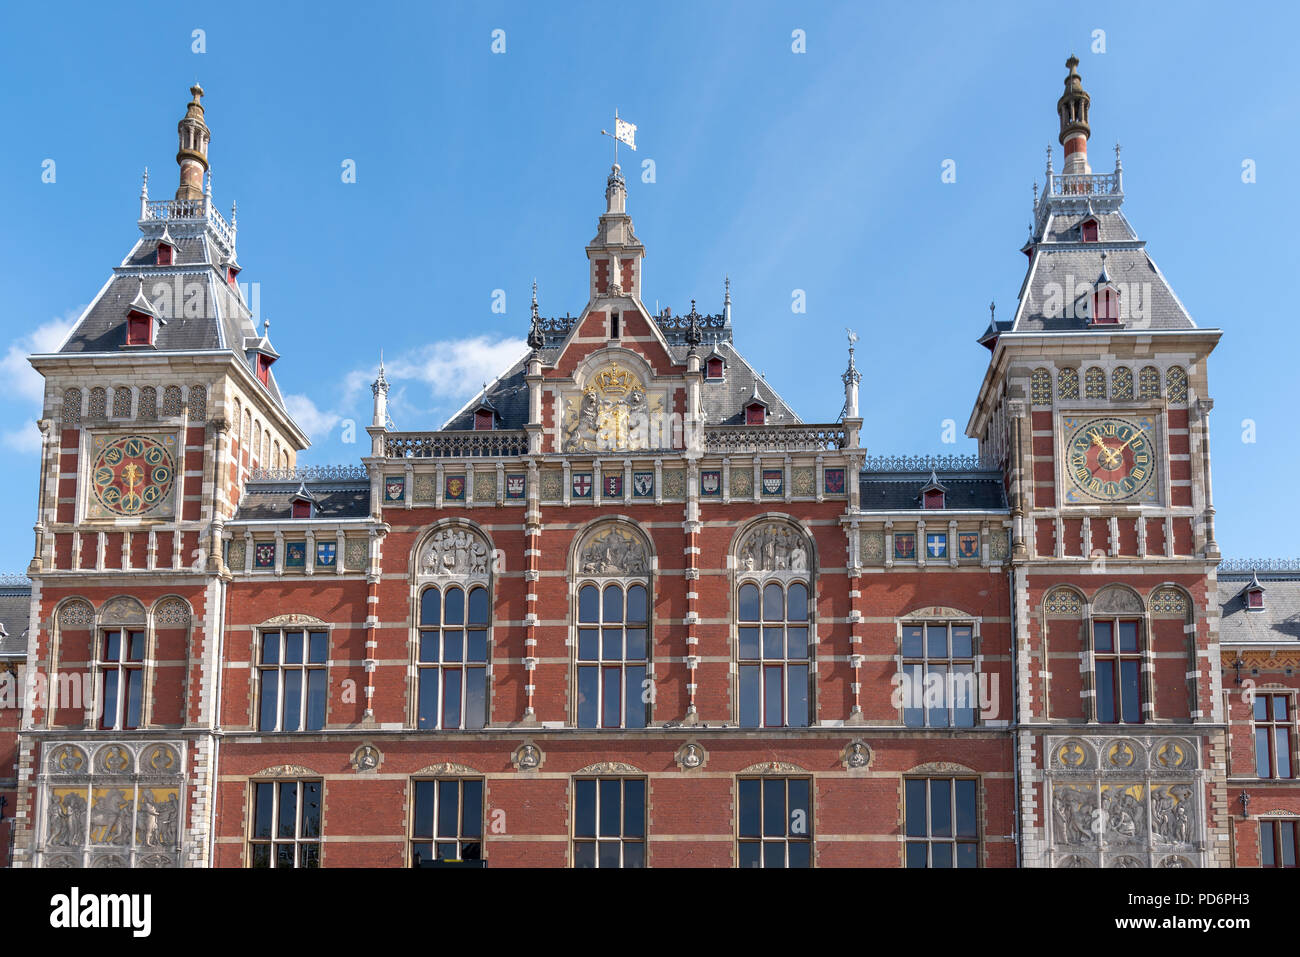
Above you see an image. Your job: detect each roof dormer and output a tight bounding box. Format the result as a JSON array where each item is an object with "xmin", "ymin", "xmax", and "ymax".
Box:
[
  {"xmin": 243, "ymin": 319, "xmax": 280, "ymax": 387},
  {"xmin": 1240, "ymin": 573, "xmax": 1266, "ymax": 611},
  {"xmin": 706, "ymin": 348, "xmax": 726, "ymax": 380},
  {"xmin": 744, "ymin": 383, "xmax": 769, "ymax": 425},
  {"xmin": 919, "ymin": 470, "xmax": 947, "ymax": 510},
  {"xmin": 124, "ymin": 281, "xmax": 165, "ymax": 347},
  {"xmin": 290, "ymin": 482, "xmax": 317, "ymax": 519},
  {"xmin": 224, "ymin": 252, "xmax": 241, "ymax": 287},
  {"xmin": 1082, "ymin": 252, "xmax": 1122, "ymax": 326},
  {"xmin": 473, "ymin": 395, "xmax": 498, "ymax": 431},
  {"xmin": 1079, "ymin": 215, "xmax": 1099, "ymax": 243},
  {"xmin": 156, "ymin": 224, "xmax": 177, "ymax": 266}
]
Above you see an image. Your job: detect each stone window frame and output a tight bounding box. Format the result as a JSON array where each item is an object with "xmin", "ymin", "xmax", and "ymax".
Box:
[
  {"xmin": 1085, "ymin": 585, "xmax": 1151, "ymax": 725},
  {"xmin": 246, "ymin": 615, "xmax": 334, "ymax": 732},
  {"xmin": 571, "ymin": 775, "xmax": 648, "ymax": 868},
  {"xmin": 1260, "ymin": 817, "xmax": 1300, "ymax": 868},
  {"xmin": 1252, "ymin": 690, "xmax": 1296, "ymax": 781},
  {"xmin": 734, "ymin": 773, "xmax": 814, "ymax": 868},
  {"xmin": 255, "ymin": 626, "xmax": 330, "ymax": 733},
  {"xmin": 409, "ymin": 775, "xmax": 486, "ymax": 866},
  {"xmin": 246, "ymin": 776, "xmax": 323, "ymax": 868},
  {"xmin": 896, "ymin": 611, "xmax": 984, "ymax": 728},
  {"xmin": 415, "ymin": 580, "xmax": 491, "ymax": 730},
  {"xmin": 902, "ymin": 773, "xmax": 982, "ymax": 868}
]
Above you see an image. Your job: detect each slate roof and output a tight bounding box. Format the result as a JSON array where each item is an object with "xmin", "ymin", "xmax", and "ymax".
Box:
[
  {"xmin": 232, "ymin": 479, "xmax": 372, "ymax": 521},
  {"xmin": 1218, "ymin": 569, "xmax": 1300, "ymax": 644},
  {"xmin": 0, "ymin": 579, "xmax": 32, "ymax": 661},
  {"xmin": 858, "ymin": 470, "xmax": 1008, "ymax": 511}
]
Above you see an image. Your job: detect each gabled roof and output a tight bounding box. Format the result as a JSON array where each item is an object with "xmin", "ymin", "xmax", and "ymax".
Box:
[
  {"xmin": 0, "ymin": 578, "xmax": 32, "ymax": 661},
  {"xmin": 858, "ymin": 468, "xmax": 1007, "ymax": 511},
  {"xmin": 1218, "ymin": 568, "xmax": 1300, "ymax": 644},
  {"xmin": 232, "ymin": 478, "xmax": 371, "ymax": 520}
]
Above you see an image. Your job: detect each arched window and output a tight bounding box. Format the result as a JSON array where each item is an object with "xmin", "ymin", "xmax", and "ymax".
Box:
[
  {"xmin": 738, "ymin": 580, "xmax": 810, "ymax": 727},
  {"xmin": 413, "ymin": 524, "xmax": 493, "ymax": 730},
  {"xmin": 1084, "ymin": 367, "xmax": 1106, "ymax": 400},
  {"xmin": 573, "ymin": 524, "xmax": 652, "ymax": 728},
  {"xmin": 576, "ymin": 582, "xmax": 649, "ymax": 728},
  {"xmin": 417, "ymin": 584, "xmax": 489, "ymax": 729},
  {"xmin": 1138, "ymin": 366, "xmax": 1160, "ymax": 399},
  {"xmin": 1030, "ymin": 369, "xmax": 1051, "ymax": 406},
  {"xmin": 139, "ymin": 386, "xmax": 157, "ymax": 419},
  {"xmin": 112, "ymin": 386, "xmax": 132, "ymax": 418},
  {"xmin": 1111, "ymin": 366, "xmax": 1134, "ymax": 400},
  {"xmin": 62, "ymin": 388, "xmax": 82, "ymax": 426},
  {"xmin": 96, "ymin": 597, "xmax": 147, "ymax": 730},
  {"xmin": 1090, "ymin": 586, "xmax": 1146, "ymax": 725},
  {"xmin": 1057, "ymin": 368, "xmax": 1079, "ymax": 400},
  {"xmin": 188, "ymin": 384, "xmax": 206, "ymax": 421},
  {"xmin": 1166, "ymin": 366, "xmax": 1188, "ymax": 404}
]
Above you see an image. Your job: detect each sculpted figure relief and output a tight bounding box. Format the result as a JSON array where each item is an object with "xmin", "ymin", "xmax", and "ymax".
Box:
[
  {"xmin": 739, "ymin": 523, "xmax": 809, "ymax": 573},
  {"xmin": 419, "ymin": 527, "xmax": 490, "ymax": 579},
  {"xmin": 579, "ymin": 527, "xmax": 648, "ymax": 576}
]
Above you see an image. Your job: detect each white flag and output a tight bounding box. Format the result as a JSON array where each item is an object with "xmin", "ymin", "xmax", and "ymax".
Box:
[{"xmin": 614, "ymin": 117, "xmax": 637, "ymax": 150}]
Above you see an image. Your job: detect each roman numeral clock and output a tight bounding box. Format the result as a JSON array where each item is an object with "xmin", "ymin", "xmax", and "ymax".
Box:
[{"xmin": 1061, "ymin": 415, "xmax": 1158, "ymax": 504}]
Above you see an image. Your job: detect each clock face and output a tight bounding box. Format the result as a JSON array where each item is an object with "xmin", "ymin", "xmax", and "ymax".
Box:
[
  {"xmin": 90, "ymin": 434, "xmax": 176, "ymax": 517},
  {"xmin": 1063, "ymin": 416, "xmax": 1157, "ymax": 503}
]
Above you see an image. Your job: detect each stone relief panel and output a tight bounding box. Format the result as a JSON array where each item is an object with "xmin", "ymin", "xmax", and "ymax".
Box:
[
  {"xmin": 736, "ymin": 521, "xmax": 811, "ymax": 575},
  {"xmin": 577, "ymin": 525, "xmax": 648, "ymax": 577},
  {"xmin": 38, "ymin": 740, "xmax": 186, "ymax": 868},
  {"xmin": 562, "ymin": 360, "xmax": 668, "ymax": 452},
  {"xmin": 417, "ymin": 526, "xmax": 491, "ymax": 580},
  {"xmin": 1043, "ymin": 735, "xmax": 1203, "ymax": 869}
]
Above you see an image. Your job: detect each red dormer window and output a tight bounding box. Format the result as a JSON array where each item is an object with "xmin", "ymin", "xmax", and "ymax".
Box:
[
  {"xmin": 1247, "ymin": 588, "xmax": 1264, "ymax": 610},
  {"xmin": 227, "ymin": 266, "xmax": 240, "ymax": 287},
  {"xmin": 745, "ymin": 403, "xmax": 766, "ymax": 426},
  {"xmin": 1080, "ymin": 218, "xmax": 1099, "ymax": 243},
  {"xmin": 1092, "ymin": 288, "xmax": 1120, "ymax": 323},
  {"xmin": 706, "ymin": 357, "xmax": 724, "ymax": 379},
  {"xmin": 923, "ymin": 489, "xmax": 945, "ymax": 509},
  {"xmin": 291, "ymin": 499, "xmax": 312, "ymax": 519},
  {"xmin": 126, "ymin": 311, "xmax": 153, "ymax": 346},
  {"xmin": 256, "ymin": 354, "xmax": 271, "ymax": 386},
  {"xmin": 474, "ymin": 409, "xmax": 494, "ymax": 431},
  {"xmin": 157, "ymin": 243, "xmax": 174, "ymax": 266}
]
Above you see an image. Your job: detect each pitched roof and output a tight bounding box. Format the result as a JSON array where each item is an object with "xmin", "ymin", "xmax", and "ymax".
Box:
[
  {"xmin": 1218, "ymin": 568, "xmax": 1300, "ymax": 644},
  {"xmin": 858, "ymin": 469, "xmax": 1008, "ymax": 511},
  {"xmin": 232, "ymin": 478, "xmax": 371, "ymax": 521},
  {"xmin": 0, "ymin": 579, "xmax": 32, "ymax": 660}
]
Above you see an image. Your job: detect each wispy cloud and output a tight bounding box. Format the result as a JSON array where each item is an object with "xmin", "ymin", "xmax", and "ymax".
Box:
[
  {"xmin": 1, "ymin": 308, "xmax": 82, "ymax": 453},
  {"xmin": 283, "ymin": 393, "xmax": 342, "ymax": 439}
]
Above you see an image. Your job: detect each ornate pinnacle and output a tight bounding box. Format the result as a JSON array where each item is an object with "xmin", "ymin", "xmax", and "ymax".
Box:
[
  {"xmin": 372, "ymin": 352, "xmax": 389, "ymax": 397},
  {"xmin": 527, "ymin": 280, "xmax": 544, "ymax": 352},
  {"xmin": 141, "ymin": 167, "xmax": 149, "ymax": 199},
  {"xmin": 685, "ymin": 299, "xmax": 702, "ymax": 351},
  {"xmin": 842, "ymin": 328, "xmax": 860, "ymax": 385}
]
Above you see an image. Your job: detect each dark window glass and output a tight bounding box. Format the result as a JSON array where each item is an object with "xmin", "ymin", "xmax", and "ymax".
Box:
[
  {"xmin": 906, "ymin": 777, "xmax": 981, "ymax": 868},
  {"xmin": 573, "ymin": 778, "xmax": 645, "ymax": 867},
  {"xmin": 737, "ymin": 778, "xmax": 812, "ymax": 867}
]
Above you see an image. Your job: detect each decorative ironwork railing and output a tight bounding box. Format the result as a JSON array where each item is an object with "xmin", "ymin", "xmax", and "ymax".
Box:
[
  {"xmin": 861, "ymin": 454, "xmax": 999, "ymax": 472},
  {"xmin": 704, "ymin": 424, "xmax": 845, "ymax": 453},
  {"xmin": 249, "ymin": 465, "xmax": 369, "ymax": 482},
  {"xmin": 655, "ymin": 311, "xmax": 729, "ymax": 344},
  {"xmin": 1046, "ymin": 171, "xmax": 1123, "ymax": 197},
  {"xmin": 1218, "ymin": 558, "xmax": 1300, "ymax": 573},
  {"xmin": 141, "ymin": 198, "xmax": 235, "ymax": 250},
  {"xmin": 385, "ymin": 430, "xmax": 530, "ymax": 458}
]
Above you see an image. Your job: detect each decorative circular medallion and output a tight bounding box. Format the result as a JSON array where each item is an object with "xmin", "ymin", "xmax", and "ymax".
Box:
[
  {"xmin": 91, "ymin": 435, "xmax": 175, "ymax": 516},
  {"xmin": 1065, "ymin": 417, "xmax": 1154, "ymax": 502}
]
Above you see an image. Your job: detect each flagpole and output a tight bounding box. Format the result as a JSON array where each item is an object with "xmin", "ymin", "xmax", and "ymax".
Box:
[{"xmin": 614, "ymin": 108, "xmax": 619, "ymax": 167}]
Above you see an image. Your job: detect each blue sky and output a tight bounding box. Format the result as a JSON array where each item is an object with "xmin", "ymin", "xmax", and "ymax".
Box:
[{"xmin": 1, "ymin": 1, "xmax": 1296, "ymax": 571}]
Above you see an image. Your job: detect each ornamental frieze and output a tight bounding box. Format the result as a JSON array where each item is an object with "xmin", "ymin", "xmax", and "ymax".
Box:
[
  {"xmin": 736, "ymin": 522, "xmax": 810, "ymax": 574},
  {"xmin": 578, "ymin": 526, "xmax": 648, "ymax": 577},
  {"xmin": 417, "ymin": 526, "xmax": 491, "ymax": 580}
]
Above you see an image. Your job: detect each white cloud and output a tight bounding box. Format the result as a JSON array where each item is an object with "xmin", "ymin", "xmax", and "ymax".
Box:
[
  {"xmin": 2, "ymin": 423, "xmax": 42, "ymax": 453},
  {"xmin": 0, "ymin": 309, "xmax": 81, "ymax": 406},
  {"xmin": 284, "ymin": 393, "xmax": 342, "ymax": 439},
  {"xmin": 343, "ymin": 335, "xmax": 528, "ymax": 416}
]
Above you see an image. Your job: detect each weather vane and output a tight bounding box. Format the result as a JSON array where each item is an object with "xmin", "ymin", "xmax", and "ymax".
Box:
[{"xmin": 600, "ymin": 109, "xmax": 637, "ymax": 166}]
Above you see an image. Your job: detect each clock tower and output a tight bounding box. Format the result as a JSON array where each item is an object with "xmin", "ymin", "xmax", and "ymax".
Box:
[{"xmin": 967, "ymin": 59, "xmax": 1228, "ymax": 868}]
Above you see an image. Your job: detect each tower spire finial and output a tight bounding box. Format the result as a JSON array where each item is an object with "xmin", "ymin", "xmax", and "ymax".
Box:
[
  {"xmin": 527, "ymin": 279, "xmax": 544, "ymax": 352},
  {"xmin": 1057, "ymin": 55, "xmax": 1092, "ymax": 175},
  {"xmin": 175, "ymin": 84, "xmax": 211, "ymax": 201}
]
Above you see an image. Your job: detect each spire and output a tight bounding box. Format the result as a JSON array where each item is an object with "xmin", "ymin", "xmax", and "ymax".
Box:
[
  {"xmin": 723, "ymin": 275, "xmax": 732, "ymax": 325},
  {"xmin": 527, "ymin": 279, "xmax": 544, "ymax": 352},
  {"xmin": 685, "ymin": 298, "xmax": 702, "ymax": 353},
  {"xmin": 841, "ymin": 328, "xmax": 861, "ymax": 419},
  {"xmin": 175, "ymin": 84, "xmax": 211, "ymax": 201},
  {"xmin": 141, "ymin": 167, "xmax": 150, "ymax": 200},
  {"xmin": 1057, "ymin": 56, "xmax": 1091, "ymax": 175},
  {"xmin": 605, "ymin": 163, "xmax": 627, "ymax": 214},
  {"xmin": 371, "ymin": 352, "xmax": 390, "ymax": 428}
]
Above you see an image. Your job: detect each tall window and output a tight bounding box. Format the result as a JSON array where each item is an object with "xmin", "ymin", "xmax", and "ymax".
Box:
[
  {"xmin": 1094, "ymin": 618, "xmax": 1142, "ymax": 723},
  {"xmin": 250, "ymin": 779, "xmax": 321, "ymax": 868},
  {"xmin": 573, "ymin": 777, "xmax": 646, "ymax": 868},
  {"xmin": 737, "ymin": 777, "xmax": 812, "ymax": 868},
  {"xmin": 902, "ymin": 622, "xmax": 976, "ymax": 727},
  {"xmin": 411, "ymin": 779, "xmax": 483, "ymax": 865},
  {"xmin": 258, "ymin": 629, "xmax": 327, "ymax": 731},
  {"xmin": 99, "ymin": 629, "xmax": 144, "ymax": 730},
  {"xmin": 1255, "ymin": 694, "xmax": 1293, "ymax": 779},
  {"xmin": 738, "ymin": 581, "xmax": 810, "ymax": 727},
  {"xmin": 1261, "ymin": 820, "xmax": 1298, "ymax": 868},
  {"xmin": 906, "ymin": 777, "xmax": 978, "ymax": 868},
  {"xmin": 576, "ymin": 583, "xmax": 649, "ymax": 728},
  {"xmin": 418, "ymin": 585, "xmax": 488, "ymax": 729}
]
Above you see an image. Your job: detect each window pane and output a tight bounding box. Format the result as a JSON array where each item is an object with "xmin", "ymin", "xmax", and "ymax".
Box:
[
  {"xmin": 929, "ymin": 779, "xmax": 952, "ymax": 837},
  {"xmin": 786, "ymin": 626, "xmax": 807, "ymax": 660},
  {"xmin": 253, "ymin": 782, "xmax": 274, "ymax": 839},
  {"xmin": 127, "ymin": 631, "xmax": 145, "ymax": 661},
  {"xmin": 602, "ymin": 627, "xmax": 622, "ymax": 661},
  {"xmin": 931, "ymin": 843, "xmax": 954, "ymax": 868},
  {"xmin": 1254, "ymin": 695, "xmax": 1268, "ymax": 721},
  {"xmin": 1256, "ymin": 727, "xmax": 1272, "ymax": 778},
  {"xmin": 445, "ymin": 587, "xmax": 464, "ymax": 625},
  {"xmin": 738, "ymin": 780, "xmax": 761, "ymax": 837},
  {"xmin": 578, "ymin": 585, "xmax": 599, "ymax": 623},
  {"xmin": 603, "ymin": 584, "xmax": 623, "ymax": 623},
  {"xmin": 955, "ymin": 780, "xmax": 978, "ymax": 838},
  {"xmin": 926, "ymin": 624, "xmax": 948, "ymax": 658},
  {"xmin": 467, "ymin": 630, "xmax": 488, "ymax": 663},
  {"xmin": 301, "ymin": 782, "xmax": 321, "ymax": 838},
  {"xmin": 574, "ymin": 780, "xmax": 596, "ymax": 837},
  {"xmin": 788, "ymin": 664, "xmax": 809, "ymax": 727},
  {"xmin": 1096, "ymin": 661, "xmax": 1116, "ymax": 722},
  {"xmin": 308, "ymin": 632, "xmax": 328, "ymax": 663},
  {"xmin": 465, "ymin": 669, "xmax": 486, "ymax": 730},
  {"xmin": 578, "ymin": 628, "xmax": 598, "ymax": 661},
  {"xmin": 626, "ymin": 584, "xmax": 647, "ymax": 623},
  {"xmin": 602, "ymin": 668, "xmax": 621, "ymax": 727},
  {"xmin": 623, "ymin": 841, "xmax": 645, "ymax": 868},
  {"xmin": 418, "ymin": 669, "xmax": 439, "ymax": 729},
  {"xmin": 250, "ymin": 843, "xmax": 271, "ymax": 868},
  {"xmin": 276, "ymin": 844, "xmax": 294, "ymax": 868},
  {"xmin": 1278, "ymin": 729, "xmax": 1292, "ymax": 779},
  {"xmin": 739, "ymin": 666, "xmax": 760, "ymax": 728},
  {"xmin": 599, "ymin": 779, "xmax": 621, "ymax": 837},
  {"xmin": 788, "ymin": 779, "xmax": 810, "ymax": 837},
  {"xmin": 1262, "ymin": 822, "xmax": 1276, "ymax": 867},
  {"xmin": 903, "ymin": 663, "xmax": 923, "ymax": 727},
  {"xmin": 738, "ymin": 842, "xmax": 760, "ymax": 868},
  {"xmin": 468, "ymin": 586, "xmax": 489, "ymax": 624},
  {"xmin": 577, "ymin": 666, "xmax": 599, "ymax": 728},
  {"xmin": 436, "ymin": 841, "xmax": 458, "ymax": 861},
  {"xmin": 277, "ymin": 782, "xmax": 297, "ymax": 838},
  {"xmin": 905, "ymin": 842, "xmax": 928, "ymax": 868},
  {"xmin": 442, "ymin": 669, "xmax": 462, "ymax": 728},
  {"xmin": 764, "ymin": 666, "xmax": 783, "ymax": 726},
  {"xmin": 420, "ymin": 588, "xmax": 440, "ymax": 626},
  {"xmin": 1282, "ymin": 823, "xmax": 1297, "ymax": 867},
  {"xmin": 956, "ymin": 842, "xmax": 978, "ymax": 868},
  {"xmin": 739, "ymin": 626, "xmax": 760, "ymax": 661},
  {"xmin": 763, "ymin": 842, "xmax": 786, "ymax": 869},
  {"xmin": 625, "ymin": 665, "xmax": 647, "ymax": 729},
  {"xmin": 738, "ymin": 584, "xmax": 759, "ymax": 621},
  {"xmin": 419, "ymin": 630, "xmax": 438, "ymax": 663},
  {"xmin": 284, "ymin": 631, "xmax": 303, "ymax": 665},
  {"xmin": 282, "ymin": 671, "xmax": 302, "ymax": 731},
  {"xmin": 1120, "ymin": 660, "xmax": 1141, "ymax": 723},
  {"xmin": 573, "ymin": 842, "xmax": 596, "ymax": 868},
  {"xmin": 762, "ymin": 779, "xmax": 785, "ymax": 836},
  {"xmin": 101, "ymin": 670, "xmax": 119, "ymax": 728},
  {"xmin": 763, "ymin": 626, "xmax": 783, "ymax": 659},
  {"xmin": 902, "ymin": 626, "xmax": 924, "ymax": 658},
  {"xmin": 438, "ymin": 780, "xmax": 459, "ymax": 838},
  {"xmin": 1094, "ymin": 620, "xmax": 1114, "ymax": 653},
  {"xmin": 927, "ymin": 664, "xmax": 949, "ymax": 728},
  {"xmin": 306, "ymin": 670, "xmax": 326, "ymax": 730},
  {"xmin": 1119, "ymin": 620, "xmax": 1139, "ymax": 654},
  {"xmin": 787, "ymin": 583, "xmax": 808, "ymax": 622},
  {"xmin": 952, "ymin": 664, "xmax": 976, "ymax": 727},
  {"xmin": 444, "ymin": 629, "xmax": 463, "ymax": 663},
  {"xmin": 104, "ymin": 630, "xmax": 121, "ymax": 662},
  {"xmin": 598, "ymin": 842, "xmax": 622, "ymax": 869},
  {"xmin": 951, "ymin": 625, "xmax": 973, "ymax": 658},
  {"xmin": 625, "ymin": 628, "xmax": 647, "ymax": 661},
  {"xmin": 462, "ymin": 781, "xmax": 483, "ymax": 837},
  {"xmin": 413, "ymin": 781, "xmax": 435, "ymax": 838},
  {"xmin": 905, "ymin": 779, "xmax": 927, "ymax": 837},
  {"xmin": 259, "ymin": 672, "xmax": 278, "ymax": 731},
  {"xmin": 125, "ymin": 669, "xmax": 143, "ymax": 728},
  {"xmin": 787, "ymin": 842, "xmax": 811, "ymax": 868},
  {"xmin": 1277, "ymin": 697, "xmax": 1289, "ymax": 720},
  {"xmin": 623, "ymin": 781, "xmax": 646, "ymax": 838},
  {"xmin": 260, "ymin": 632, "xmax": 278, "ymax": 665},
  {"xmin": 763, "ymin": 584, "xmax": 784, "ymax": 622}
]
